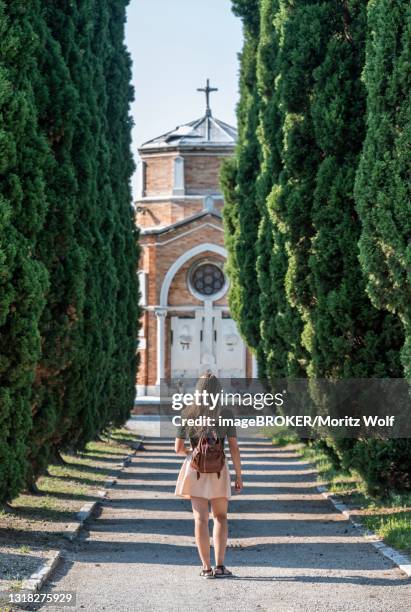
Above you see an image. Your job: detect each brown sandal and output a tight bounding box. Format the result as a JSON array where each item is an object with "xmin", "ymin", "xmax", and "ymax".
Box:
[
  {"xmin": 200, "ymin": 568, "xmax": 215, "ymax": 579},
  {"xmin": 213, "ymin": 565, "xmax": 233, "ymax": 578}
]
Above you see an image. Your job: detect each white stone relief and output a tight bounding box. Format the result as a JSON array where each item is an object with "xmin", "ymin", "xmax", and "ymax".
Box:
[
  {"xmin": 170, "ymin": 309, "xmax": 246, "ymax": 380},
  {"xmin": 224, "ymin": 332, "xmax": 239, "ymax": 352},
  {"xmin": 179, "ymin": 324, "xmax": 193, "ymax": 351}
]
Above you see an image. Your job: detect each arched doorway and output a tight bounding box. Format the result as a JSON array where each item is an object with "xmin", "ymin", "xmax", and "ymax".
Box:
[{"xmin": 158, "ymin": 244, "xmax": 246, "ymax": 383}]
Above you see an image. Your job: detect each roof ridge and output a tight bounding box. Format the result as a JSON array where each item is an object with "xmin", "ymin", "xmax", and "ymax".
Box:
[{"xmin": 210, "ymin": 116, "xmax": 236, "ymax": 141}]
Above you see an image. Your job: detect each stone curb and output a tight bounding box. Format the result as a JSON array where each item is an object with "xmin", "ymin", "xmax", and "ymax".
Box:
[
  {"xmin": 317, "ymin": 484, "xmax": 411, "ymax": 578},
  {"xmin": 21, "ymin": 550, "xmax": 62, "ymax": 592},
  {"xmin": 20, "ymin": 436, "xmax": 144, "ymax": 592}
]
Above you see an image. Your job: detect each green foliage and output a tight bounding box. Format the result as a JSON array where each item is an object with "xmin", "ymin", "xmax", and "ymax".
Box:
[
  {"xmin": 308, "ymin": 0, "xmax": 404, "ymax": 380},
  {"xmin": 27, "ymin": 2, "xmax": 85, "ymax": 483},
  {"xmin": 351, "ymin": 439, "xmax": 411, "ymax": 497},
  {"xmin": 72, "ymin": 0, "xmax": 120, "ymax": 447},
  {"xmin": 255, "ymin": 0, "xmax": 282, "ymax": 379},
  {"xmin": 232, "ymin": 0, "xmax": 260, "ymax": 34},
  {"xmin": 0, "ymin": 0, "xmax": 139, "ymax": 500},
  {"xmin": 355, "ymin": 0, "xmax": 411, "ymax": 378},
  {"xmin": 230, "ymin": 0, "xmax": 411, "ymax": 495},
  {"xmin": 362, "ymin": 512, "xmax": 411, "ymax": 552},
  {"xmin": 55, "ymin": 0, "xmax": 139, "ymax": 450},
  {"xmin": 317, "ymin": 435, "xmax": 411, "ymax": 497},
  {"xmin": 255, "ymin": 0, "xmax": 304, "ymax": 379},
  {"xmin": 103, "ymin": 0, "xmax": 140, "ymax": 428},
  {"xmin": 351, "ymin": 0, "xmax": 411, "ymax": 495},
  {"xmin": 222, "ymin": 2, "xmax": 261, "ymax": 351},
  {"xmin": 0, "ymin": 1, "xmax": 49, "ymax": 502}
]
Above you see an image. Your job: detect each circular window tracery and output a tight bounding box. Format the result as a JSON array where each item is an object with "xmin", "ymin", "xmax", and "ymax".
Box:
[{"xmin": 188, "ymin": 260, "xmax": 227, "ymax": 299}]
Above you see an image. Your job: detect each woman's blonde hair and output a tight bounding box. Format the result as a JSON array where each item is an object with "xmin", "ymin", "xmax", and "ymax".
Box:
[{"xmin": 182, "ymin": 371, "xmax": 222, "ymax": 437}]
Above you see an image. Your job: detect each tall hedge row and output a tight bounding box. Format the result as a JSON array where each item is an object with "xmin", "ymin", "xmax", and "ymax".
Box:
[
  {"xmin": 355, "ymin": 0, "xmax": 411, "ymax": 379},
  {"xmin": 226, "ymin": 0, "xmax": 411, "ymax": 495},
  {"xmin": 0, "ymin": 0, "xmax": 49, "ymax": 500},
  {"xmin": 0, "ymin": 1, "xmax": 139, "ymax": 503},
  {"xmin": 221, "ymin": 0, "xmax": 262, "ymax": 353}
]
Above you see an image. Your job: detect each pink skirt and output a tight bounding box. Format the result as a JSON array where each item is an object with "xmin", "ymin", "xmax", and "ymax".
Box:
[{"xmin": 175, "ymin": 455, "xmax": 232, "ymax": 500}]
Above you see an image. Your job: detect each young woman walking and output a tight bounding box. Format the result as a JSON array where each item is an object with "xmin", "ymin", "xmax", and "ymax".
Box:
[{"xmin": 174, "ymin": 372, "xmax": 243, "ymax": 578}]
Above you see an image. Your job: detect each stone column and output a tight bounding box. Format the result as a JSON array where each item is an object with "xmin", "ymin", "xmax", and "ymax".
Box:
[
  {"xmin": 252, "ymin": 353, "xmax": 258, "ymax": 379},
  {"xmin": 138, "ymin": 160, "xmax": 146, "ymax": 198},
  {"xmin": 200, "ymin": 299, "xmax": 216, "ymax": 372},
  {"xmin": 155, "ymin": 309, "xmax": 168, "ymax": 386}
]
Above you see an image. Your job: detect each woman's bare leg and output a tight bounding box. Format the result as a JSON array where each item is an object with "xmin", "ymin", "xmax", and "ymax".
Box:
[
  {"xmin": 191, "ymin": 497, "xmax": 211, "ymax": 569},
  {"xmin": 211, "ymin": 497, "xmax": 228, "ymax": 566}
]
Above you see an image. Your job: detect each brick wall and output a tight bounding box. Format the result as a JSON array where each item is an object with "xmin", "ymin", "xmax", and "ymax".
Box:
[
  {"xmin": 184, "ymin": 155, "xmax": 227, "ymax": 194},
  {"xmin": 136, "ymin": 200, "xmax": 204, "ymax": 229},
  {"xmin": 144, "ymin": 155, "xmax": 175, "ymax": 196}
]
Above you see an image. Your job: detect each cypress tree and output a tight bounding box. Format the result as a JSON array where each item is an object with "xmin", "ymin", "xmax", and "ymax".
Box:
[
  {"xmin": 232, "ymin": 0, "xmax": 260, "ymax": 33},
  {"xmin": 269, "ymin": 0, "xmax": 334, "ymax": 375},
  {"xmin": 229, "ymin": 0, "xmax": 410, "ymax": 493},
  {"xmin": 352, "ymin": 0, "xmax": 411, "ymax": 495},
  {"xmin": 58, "ymin": 0, "xmax": 116, "ymax": 449},
  {"xmin": 22, "ymin": 0, "xmax": 102, "ymax": 465},
  {"xmin": 57, "ymin": 0, "xmax": 139, "ymax": 449},
  {"xmin": 255, "ymin": 0, "xmax": 303, "ymax": 380},
  {"xmin": 104, "ymin": 0, "xmax": 140, "ymax": 426},
  {"xmin": 254, "ymin": 0, "xmax": 281, "ymax": 377},
  {"xmin": 355, "ymin": 0, "xmax": 411, "ymax": 379},
  {"xmin": 308, "ymin": 0, "xmax": 403, "ymax": 380},
  {"xmin": 84, "ymin": 0, "xmax": 118, "ymax": 442},
  {"xmin": 41, "ymin": 0, "xmax": 100, "ymax": 453},
  {"xmin": 27, "ymin": 3, "xmax": 86, "ymax": 483},
  {"xmin": 1, "ymin": 0, "xmax": 138, "ymax": 500},
  {"xmin": 222, "ymin": 0, "xmax": 261, "ymax": 352},
  {"xmin": 0, "ymin": 1, "xmax": 49, "ymax": 502},
  {"xmin": 303, "ymin": 0, "xmax": 405, "ymax": 491}
]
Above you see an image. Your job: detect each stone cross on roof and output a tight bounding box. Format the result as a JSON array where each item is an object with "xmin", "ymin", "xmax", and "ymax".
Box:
[{"xmin": 197, "ymin": 79, "xmax": 218, "ymax": 117}]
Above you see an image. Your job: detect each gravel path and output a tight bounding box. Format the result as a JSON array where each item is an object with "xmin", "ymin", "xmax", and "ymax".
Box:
[{"xmin": 39, "ymin": 437, "xmax": 410, "ymax": 612}]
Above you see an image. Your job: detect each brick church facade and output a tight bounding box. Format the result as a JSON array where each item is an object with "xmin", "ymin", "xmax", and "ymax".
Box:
[{"xmin": 135, "ymin": 85, "xmax": 254, "ymax": 397}]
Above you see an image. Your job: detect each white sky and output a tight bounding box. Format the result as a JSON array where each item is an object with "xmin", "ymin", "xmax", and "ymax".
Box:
[{"xmin": 125, "ymin": 0, "xmax": 243, "ymax": 198}]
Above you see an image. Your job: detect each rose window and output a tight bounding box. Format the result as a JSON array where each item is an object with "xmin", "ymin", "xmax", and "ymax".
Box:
[{"xmin": 190, "ymin": 263, "xmax": 225, "ymax": 297}]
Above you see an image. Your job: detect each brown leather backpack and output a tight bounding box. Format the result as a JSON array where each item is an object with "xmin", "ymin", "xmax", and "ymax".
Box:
[{"xmin": 190, "ymin": 428, "xmax": 225, "ymax": 480}]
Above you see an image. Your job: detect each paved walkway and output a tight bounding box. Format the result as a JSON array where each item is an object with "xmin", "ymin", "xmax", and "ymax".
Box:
[{"xmin": 41, "ymin": 437, "xmax": 410, "ymax": 612}]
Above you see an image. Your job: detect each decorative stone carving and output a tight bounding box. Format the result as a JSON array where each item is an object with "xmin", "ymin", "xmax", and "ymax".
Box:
[
  {"xmin": 179, "ymin": 324, "xmax": 193, "ymax": 350},
  {"xmin": 224, "ymin": 332, "xmax": 239, "ymax": 352}
]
